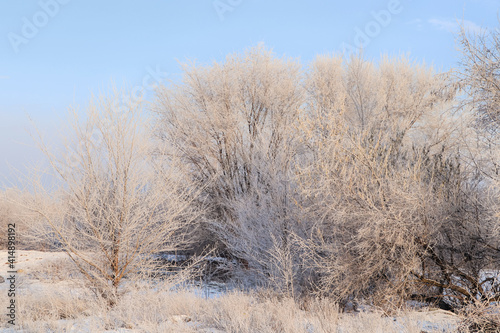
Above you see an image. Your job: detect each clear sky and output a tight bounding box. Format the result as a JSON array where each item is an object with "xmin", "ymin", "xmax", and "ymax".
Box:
[{"xmin": 0, "ymin": 0, "xmax": 499, "ymax": 185}]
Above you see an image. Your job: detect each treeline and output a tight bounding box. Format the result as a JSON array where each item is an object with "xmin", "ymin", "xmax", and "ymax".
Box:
[{"xmin": 3, "ymin": 26, "xmax": 500, "ymax": 313}]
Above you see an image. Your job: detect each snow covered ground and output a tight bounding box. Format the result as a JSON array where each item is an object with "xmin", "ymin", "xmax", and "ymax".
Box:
[{"xmin": 0, "ymin": 251, "xmax": 461, "ymax": 332}]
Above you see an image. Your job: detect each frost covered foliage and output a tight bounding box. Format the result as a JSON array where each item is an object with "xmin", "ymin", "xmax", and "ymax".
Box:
[
  {"xmin": 154, "ymin": 47, "xmax": 308, "ymax": 295},
  {"xmin": 298, "ymin": 54, "xmax": 498, "ymax": 310},
  {"xmin": 20, "ymin": 95, "xmax": 202, "ymax": 306},
  {"xmin": 154, "ymin": 45, "xmax": 500, "ymax": 310},
  {"xmin": 20, "ymin": 39, "xmax": 500, "ymax": 313}
]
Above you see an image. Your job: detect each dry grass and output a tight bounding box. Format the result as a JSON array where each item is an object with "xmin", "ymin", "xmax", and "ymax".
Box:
[
  {"xmin": 0, "ymin": 250, "xmax": 461, "ymax": 332},
  {"xmin": 457, "ymin": 301, "xmax": 500, "ymax": 333},
  {"xmin": 8, "ymin": 278, "xmax": 459, "ymax": 333}
]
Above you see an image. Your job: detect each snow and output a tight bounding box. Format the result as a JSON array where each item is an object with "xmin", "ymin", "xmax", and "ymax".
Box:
[{"xmin": 0, "ymin": 251, "xmax": 464, "ymax": 332}]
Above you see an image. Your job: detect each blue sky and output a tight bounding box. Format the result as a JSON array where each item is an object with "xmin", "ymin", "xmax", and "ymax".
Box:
[{"xmin": 0, "ymin": 0, "xmax": 499, "ymax": 185}]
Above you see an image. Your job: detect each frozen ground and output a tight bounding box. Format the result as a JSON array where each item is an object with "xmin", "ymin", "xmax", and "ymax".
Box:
[{"xmin": 0, "ymin": 251, "xmax": 461, "ymax": 332}]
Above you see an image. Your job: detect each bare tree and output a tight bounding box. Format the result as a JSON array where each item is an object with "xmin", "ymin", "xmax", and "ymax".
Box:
[
  {"xmin": 150, "ymin": 45, "xmax": 500, "ymax": 310},
  {"xmin": 19, "ymin": 93, "xmax": 203, "ymax": 306},
  {"xmin": 153, "ymin": 46, "xmax": 309, "ymax": 294},
  {"xmin": 297, "ymin": 53, "xmax": 500, "ymax": 310},
  {"xmin": 456, "ymin": 24, "xmax": 500, "ymax": 131},
  {"xmin": 447, "ymin": 20, "xmax": 500, "ymax": 312}
]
